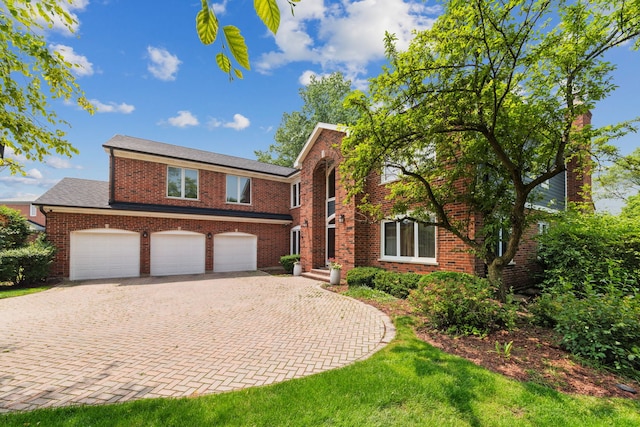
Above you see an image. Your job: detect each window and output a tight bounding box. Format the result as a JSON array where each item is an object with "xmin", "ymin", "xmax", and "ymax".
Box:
[
  {"xmin": 29, "ymin": 204, "xmax": 37, "ymax": 217},
  {"xmin": 497, "ymin": 227, "xmax": 509, "ymax": 257},
  {"xmin": 381, "ymin": 218, "xmax": 436, "ymax": 262},
  {"xmin": 538, "ymin": 221, "xmax": 549, "ymax": 234},
  {"xmin": 226, "ymin": 175, "xmax": 251, "ymax": 204},
  {"xmin": 291, "ymin": 181, "xmax": 301, "ymax": 208},
  {"xmin": 381, "ymin": 148, "xmax": 435, "ymax": 184},
  {"xmin": 380, "ymin": 164, "xmax": 400, "ymax": 184},
  {"xmin": 167, "ymin": 166, "xmax": 198, "ymax": 199},
  {"xmin": 291, "ymin": 226, "xmax": 301, "ymax": 255}
]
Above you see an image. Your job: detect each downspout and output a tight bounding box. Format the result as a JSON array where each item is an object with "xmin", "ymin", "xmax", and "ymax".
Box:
[{"xmin": 109, "ymin": 148, "xmax": 115, "ymax": 205}]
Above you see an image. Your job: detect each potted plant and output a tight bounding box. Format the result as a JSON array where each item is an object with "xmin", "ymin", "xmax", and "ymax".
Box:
[
  {"xmin": 328, "ymin": 258, "xmax": 342, "ymax": 285},
  {"xmin": 293, "ymin": 260, "xmax": 302, "ymax": 276}
]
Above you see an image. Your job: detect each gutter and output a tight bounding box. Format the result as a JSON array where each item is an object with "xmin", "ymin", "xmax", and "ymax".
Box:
[{"xmin": 109, "ymin": 147, "xmax": 115, "ymax": 204}]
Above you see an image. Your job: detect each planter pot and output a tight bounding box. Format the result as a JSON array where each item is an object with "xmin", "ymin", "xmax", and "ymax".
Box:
[
  {"xmin": 329, "ymin": 268, "xmax": 341, "ymax": 285},
  {"xmin": 293, "ymin": 263, "xmax": 302, "ymax": 276}
]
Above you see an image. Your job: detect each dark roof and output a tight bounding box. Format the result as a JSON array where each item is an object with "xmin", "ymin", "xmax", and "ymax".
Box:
[
  {"xmin": 35, "ymin": 178, "xmax": 292, "ymax": 222},
  {"xmin": 104, "ymin": 135, "xmax": 298, "ymax": 178},
  {"xmin": 36, "ymin": 178, "xmax": 110, "ymax": 209}
]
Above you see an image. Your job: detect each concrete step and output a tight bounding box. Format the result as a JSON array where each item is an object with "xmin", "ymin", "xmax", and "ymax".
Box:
[{"xmin": 301, "ymin": 268, "xmax": 331, "ymax": 283}]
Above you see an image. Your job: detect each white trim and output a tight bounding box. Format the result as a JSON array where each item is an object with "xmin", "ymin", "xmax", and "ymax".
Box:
[
  {"xmin": 291, "ymin": 226, "xmax": 301, "ymax": 255},
  {"xmin": 226, "ymin": 174, "xmax": 252, "ymax": 205},
  {"xmin": 167, "ymin": 166, "xmax": 199, "ymax": 200},
  {"xmin": 294, "ymin": 123, "xmax": 343, "ymax": 168},
  {"xmin": 29, "ymin": 204, "xmax": 37, "ymax": 217},
  {"xmin": 380, "ymin": 219, "xmax": 437, "ymax": 263},
  {"xmin": 39, "ymin": 206, "xmax": 292, "ymax": 225}
]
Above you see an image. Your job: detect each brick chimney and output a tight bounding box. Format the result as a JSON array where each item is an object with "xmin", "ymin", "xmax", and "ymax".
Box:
[{"xmin": 566, "ymin": 111, "xmax": 594, "ymax": 209}]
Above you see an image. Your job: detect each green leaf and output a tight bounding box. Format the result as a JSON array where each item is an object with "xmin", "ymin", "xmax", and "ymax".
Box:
[
  {"xmin": 223, "ymin": 25, "xmax": 250, "ymax": 70},
  {"xmin": 254, "ymin": 0, "xmax": 280, "ymax": 34},
  {"xmin": 234, "ymin": 68, "xmax": 244, "ymax": 79},
  {"xmin": 196, "ymin": 1, "xmax": 218, "ymax": 45},
  {"xmin": 216, "ymin": 52, "xmax": 231, "ymax": 73}
]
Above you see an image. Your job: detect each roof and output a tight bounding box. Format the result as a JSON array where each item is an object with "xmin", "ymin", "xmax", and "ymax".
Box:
[
  {"xmin": 35, "ymin": 178, "xmax": 110, "ymax": 209},
  {"xmin": 104, "ymin": 135, "xmax": 298, "ymax": 178},
  {"xmin": 293, "ymin": 123, "xmax": 344, "ymax": 168},
  {"xmin": 35, "ymin": 177, "xmax": 292, "ymax": 222}
]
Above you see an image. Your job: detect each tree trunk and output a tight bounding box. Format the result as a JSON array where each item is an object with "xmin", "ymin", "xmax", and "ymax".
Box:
[{"xmin": 487, "ymin": 260, "xmax": 507, "ymax": 303}]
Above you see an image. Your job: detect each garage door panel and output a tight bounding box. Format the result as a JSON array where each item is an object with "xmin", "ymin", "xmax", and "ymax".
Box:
[
  {"xmin": 151, "ymin": 231, "xmax": 205, "ymax": 276},
  {"xmin": 214, "ymin": 233, "xmax": 257, "ymax": 272},
  {"xmin": 70, "ymin": 230, "xmax": 140, "ymax": 281}
]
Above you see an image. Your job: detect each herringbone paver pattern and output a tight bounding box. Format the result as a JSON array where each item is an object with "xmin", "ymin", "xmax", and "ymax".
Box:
[{"xmin": 0, "ymin": 272, "xmax": 394, "ymax": 412}]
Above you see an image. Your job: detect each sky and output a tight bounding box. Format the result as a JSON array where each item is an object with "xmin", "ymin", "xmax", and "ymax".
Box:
[{"xmin": 1, "ymin": 0, "xmax": 639, "ymax": 213}]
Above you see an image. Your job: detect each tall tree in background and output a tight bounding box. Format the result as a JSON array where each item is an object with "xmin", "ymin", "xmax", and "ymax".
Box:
[
  {"xmin": 341, "ymin": 0, "xmax": 640, "ymax": 301},
  {"xmin": 0, "ymin": 0, "xmax": 93, "ymax": 175},
  {"xmin": 596, "ymin": 147, "xmax": 640, "ymax": 200},
  {"xmin": 255, "ymin": 72, "xmax": 361, "ymax": 167}
]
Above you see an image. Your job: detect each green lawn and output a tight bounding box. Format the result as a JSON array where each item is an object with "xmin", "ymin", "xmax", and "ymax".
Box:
[
  {"xmin": 0, "ymin": 285, "xmax": 49, "ymax": 299},
  {"xmin": 1, "ymin": 317, "xmax": 638, "ymax": 427}
]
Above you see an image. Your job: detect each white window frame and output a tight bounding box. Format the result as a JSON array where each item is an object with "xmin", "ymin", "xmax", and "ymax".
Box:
[
  {"xmin": 291, "ymin": 181, "xmax": 301, "ymax": 208},
  {"xmin": 497, "ymin": 226, "xmax": 517, "ymax": 265},
  {"xmin": 380, "ymin": 148, "xmax": 436, "ymax": 185},
  {"xmin": 29, "ymin": 204, "xmax": 37, "ymax": 217},
  {"xmin": 538, "ymin": 221, "xmax": 549, "ymax": 234},
  {"xmin": 291, "ymin": 226, "xmax": 301, "ymax": 255},
  {"xmin": 380, "ymin": 217, "xmax": 437, "ymax": 264},
  {"xmin": 226, "ymin": 175, "xmax": 252, "ymax": 205},
  {"xmin": 167, "ymin": 166, "xmax": 199, "ymax": 200}
]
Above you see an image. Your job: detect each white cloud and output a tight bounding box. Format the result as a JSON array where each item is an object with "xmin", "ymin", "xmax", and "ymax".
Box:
[
  {"xmin": 0, "ymin": 175, "xmax": 59, "ymax": 187},
  {"xmin": 298, "ymin": 70, "xmax": 330, "ymax": 85},
  {"xmin": 147, "ymin": 46, "xmax": 181, "ymax": 81},
  {"xmin": 90, "ymin": 99, "xmax": 135, "ymax": 114},
  {"xmin": 27, "ymin": 168, "xmax": 43, "ymax": 179},
  {"xmin": 257, "ymin": 0, "xmax": 441, "ymax": 75},
  {"xmin": 207, "ymin": 114, "xmax": 251, "ymax": 131},
  {"xmin": 3, "ymin": 146, "xmax": 27, "ymax": 163},
  {"xmin": 167, "ymin": 111, "xmax": 199, "ymax": 127},
  {"xmin": 35, "ymin": 0, "xmax": 89, "ymax": 35},
  {"xmin": 50, "ymin": 44, "xmax": 94, "ymax": 76},
  {"xmin": 45, "ymin": 156, "xmax": 78, "ymax": 169},
  {"xmin": 212, "ymin": 0, "xmax": 228, "ymax": 14}
]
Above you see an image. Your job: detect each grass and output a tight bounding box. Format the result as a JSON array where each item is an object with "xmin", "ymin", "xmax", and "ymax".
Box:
[
  {"xmin": 1, "ymin": 317, "xmax": 639, "ymax": 426},
  {"xmin": 0, "ymin": 284, "xmax": 50, "ymax": 299}
]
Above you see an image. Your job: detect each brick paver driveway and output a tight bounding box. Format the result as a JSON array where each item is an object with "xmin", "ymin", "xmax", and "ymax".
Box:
[{"xmin": 0, "ymin": 272, "xmax": 394, "ymax": 412}]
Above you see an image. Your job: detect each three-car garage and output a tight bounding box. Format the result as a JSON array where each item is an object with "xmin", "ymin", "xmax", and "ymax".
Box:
[{"xmin": 69, "ymin": 229, "xmax": 259, "ymax": 280}]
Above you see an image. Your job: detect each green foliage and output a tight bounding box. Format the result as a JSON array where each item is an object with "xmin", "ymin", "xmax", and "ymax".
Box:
[
  {"xmin": 0, "ymin": 237, "xmax": 55, "ymax": 286},
  {"xmin": 255, "ymin": 72, "xmax": 361, "ymax": 166},
  {"xmin": 340, "ymin": 0, "xmax": 640, "ymax": 300},
  {"xmin": 0, "ymin": 206, "xmax": 30, "ymax": 250},
  {"xmin": 1, "ymin": 0, "xmax": 93, "ymax": 175},
  {"xmin": 553, "ymin": 286, "xmax": 640, "ymax": 378},
  {"xmin": 596, "ymin": 147, "xmax": 640, "ymax": 200},
  {"xmin": 197, "ymin": 0, "xmax": 300, "ymax": 79},
  {"xmin": 537, "ymin": 210, "xmax": 640, "ymax": 296},
  {"xmin": 372, "ymin": 271, "xmax": 421, "ymax": 299},
  {"xmin": 345, "ymin": 266, "xmax": 384, "ymax": 288},
  {"xmin": 621, "ymin": 193, "xmax": 640, "ymax": 219},
  {"xmin": 410, "ymin": 272, "xmax": 517, "ymax": 336},
  {"xmin": 279, "ymin": 254, "xmax": 300, "ymax": 274}
]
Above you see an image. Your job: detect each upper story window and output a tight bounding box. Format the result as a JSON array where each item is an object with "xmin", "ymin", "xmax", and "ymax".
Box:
[
  {"xmin": 380, "ymin": 165, "xmax": 400, "ymax": 184},
  {"xmin": 226, "ymin": 175, "xmax": 251, "ymax": 204},
  {"xmin": 381, "ymin": 148, "xmax": 435, "ymax": 184},
  {"xmin": 381, "ymin": 218, "xmax": 436, "ymax": 263},
  {"xmin": 167, "ymin": 166, "xmax": 198, "ymax": 199},
  {"xmin": 291, "ymin": 181, "xmax": 301, "ymax": 208},
  {"xmin": 29, "ymin": 204, "xmax": 37, "ymax": 217}
]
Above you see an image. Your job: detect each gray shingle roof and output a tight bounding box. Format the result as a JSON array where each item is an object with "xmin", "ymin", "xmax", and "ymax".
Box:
[
  {"xmin": 104, "ymin": 135, "xmax": 297, "ymax": 177},
  {"xmin": 35, "ymin": 178, "xmax": 110, "ymax": 209}
]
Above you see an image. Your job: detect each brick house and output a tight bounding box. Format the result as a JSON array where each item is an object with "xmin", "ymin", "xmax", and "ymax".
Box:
[
  {"xmin": 37, "ymin": 120, "xmax": 588, "ymax": 284},
  {"xmin": 0, "ymin": 198, "xmax": 46, "ymax": 233}
]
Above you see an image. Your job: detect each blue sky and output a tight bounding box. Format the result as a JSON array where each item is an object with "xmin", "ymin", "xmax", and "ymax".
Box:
[{"xmin": 1, "ymin": 0, "xmax": 639, "ymax": 213}]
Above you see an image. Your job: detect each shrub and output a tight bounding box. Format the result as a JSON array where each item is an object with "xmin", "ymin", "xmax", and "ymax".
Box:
[
  {"xmin": 554, "ymin": 285, "xmax": 640, "ymax": 378},
  {"xmin": 373, "ymin": 271, "xmax": 422, "ymax": 299},
  {"xmin": 0, "ymin": 238, "xmax": 55, "ymax": 286},
  {"xmin": 0, "ymin": 206, "xmax": 31, "ymax": 250},
  {"xmin": 537, "ymin": 211, "xmax": 640, "ymax": 295},
  {"xmin": 279, "ymin": 254, "xmax": 300, "ymax": 274},
  {"xmin": 410, "ymin": 271, "xmax": 517, "ymax": 336},
  {"xmin": 345, "ymin": 267, "xmax": 384, "ymax": 288}
]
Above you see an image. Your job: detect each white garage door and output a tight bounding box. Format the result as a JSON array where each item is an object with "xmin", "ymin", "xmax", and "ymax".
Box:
[
  {"xmin": 70, "ymin": 229, "xmax": 140, "ymax": 281},
  {"xmin": 151, "ymin": 231, "xmax": 206, "ymax": 276},
  {"xmin": 214, "ymin": 232, "xmax": 257, "ymax": 272}
]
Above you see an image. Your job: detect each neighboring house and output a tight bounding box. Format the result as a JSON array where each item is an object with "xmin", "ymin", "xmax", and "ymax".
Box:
[
  {"xmin": 37, "ymin": 117, "xmax": 590, "ymax": 286},
  {"xmin": 0, "ymin": 198, "xmax": 46, "ymax": 233}
]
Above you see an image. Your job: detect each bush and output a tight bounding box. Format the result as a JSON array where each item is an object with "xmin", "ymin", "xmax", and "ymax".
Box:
[
  {"xmin": 346, "ymin": 267, "xmax": 384, "ymax": 288},
  {"xmin": 0, "ymin": 206, "xmax": 31, "ymax": 250},
  {"xmin": 410, "ymin": 271, "xmax": 517, "ymax": 336},
  {"xmin": 373, "ymin": 271, "xmax": 422, "ymax": 299},
  {"xmin": 0, "ymin": 238, "xmax": 55, "ymax": 286},
  {"xmin": 279, "ymin": 254, "xmax": 300, "ymax": 274},
  {"xmin": 537, "ymin": 211, "xmax": 640, "ymax": 295},
  {"xmin": 553, "ymin": 286, "xmax": 640, "ymax": 378}
]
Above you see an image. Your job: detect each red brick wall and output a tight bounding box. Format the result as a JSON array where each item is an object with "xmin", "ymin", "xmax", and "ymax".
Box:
[
  {"xmin": 0, "ymin": 203, "xmax": 46, "ymax": 226},
  {"xmin": 566, "ymin": 112, "xmax": 593, "ymax": 207},
  {"xmin": 111, "ymin": 157, "xmax": 291, "ymax": 214},
  {"xmin": 45, "ymin": 212, "xmax": 290, "ymax": 278}
]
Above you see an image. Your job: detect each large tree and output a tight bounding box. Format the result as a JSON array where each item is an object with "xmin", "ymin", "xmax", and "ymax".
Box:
[
  {"xmin": 340, "ymin": 0, "xmax": 640, "ymax": 301},
  {"xmin": 255, "ymin": 72, "xmax": 360, "ymax": 166},
  {"xmin": 596, "ymin": 147, "xmax": 640, "ymax": 200},
  {"xmin": 0, "ymin": 0, "xmax": 92, "ymax": 175}
]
